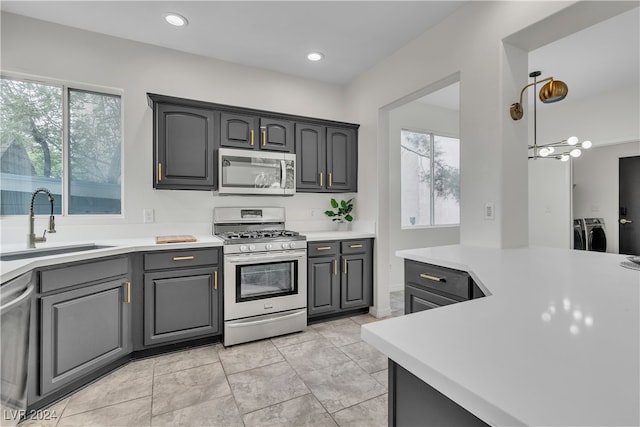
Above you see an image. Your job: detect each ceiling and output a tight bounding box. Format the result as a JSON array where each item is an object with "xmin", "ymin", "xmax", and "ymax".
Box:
[{"xmin": 0, "ymin": 1, "xmax": 465, "ymax": 85}]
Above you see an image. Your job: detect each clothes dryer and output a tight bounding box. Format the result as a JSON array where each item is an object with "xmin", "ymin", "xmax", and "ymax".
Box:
[{"xmin": 584, "ymin": 218, "xmax": 607, "ymax": 252}]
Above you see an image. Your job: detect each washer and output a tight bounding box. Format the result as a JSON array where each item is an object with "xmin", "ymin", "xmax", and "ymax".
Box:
[
  {"xmin": 573, "ymin": 219, "xmax": 586, "ymax": 250},
  {"xmin": 584, "ymin": 218, "xmax": 607, "ymax": 252}
]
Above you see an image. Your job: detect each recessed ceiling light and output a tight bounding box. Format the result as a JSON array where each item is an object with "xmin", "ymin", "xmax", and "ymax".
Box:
[
  {"xmin": 164, "ymin": 13, "xmax": 188, "ymax": 27},
  {"xmin": 307, "ymin": 52, "xmax": 324, "ymax": 62}
]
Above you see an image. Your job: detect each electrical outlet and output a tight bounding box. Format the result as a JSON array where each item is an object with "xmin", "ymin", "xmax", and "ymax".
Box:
[
  {"xmin": 484, "ymin": 202, "xmax": 495, "ymax": 220},
  {"xmin": 143, "ymin": 208, "xmax": 155, "ymax": 224}
]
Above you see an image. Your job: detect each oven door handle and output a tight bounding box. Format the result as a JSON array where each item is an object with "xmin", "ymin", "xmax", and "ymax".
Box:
[
  {"xmin": 226, "ymin": 309, "xmax": 306, "ymax": 328},
  {"xmin": 225, "ymin": 250, "xmax": 307, "ymax": 264}
]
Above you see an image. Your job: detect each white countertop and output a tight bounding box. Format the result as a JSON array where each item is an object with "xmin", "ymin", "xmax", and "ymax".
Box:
[
  {"xmin": 362, "ymin": 245, "xmax": 640, "ymax": 426},
  {"xmin": 0, "ymin": 235, "xmax": 224, "ymax": 284},
  {"xmin": 302, "ymin": 230, "xmax": 376, "ymax": 241}
]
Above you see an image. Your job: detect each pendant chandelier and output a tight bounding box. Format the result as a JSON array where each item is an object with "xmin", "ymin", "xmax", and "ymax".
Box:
[{"xmin": 510, "ymin": 71, "xmax": 591, "ymax": 161}]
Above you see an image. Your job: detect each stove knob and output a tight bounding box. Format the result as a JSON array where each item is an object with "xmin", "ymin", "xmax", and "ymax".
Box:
[
  {"xmin": 240, "ymin": 245, "xmax": 248, "ymax": 252},
  {"xmin": 281, "ymin": 242, "xmax": 290, "ymax": 249},
  {"xmin": 290, "ymin": 242, "xmax": 296, "ymax": 248},
  {"xmin": 265, "ymin": 244, "xmax": 273, "ymax": 250},
  {"xmin": 249, "ymin": 245, "xmax": 256, "ymax": 251}
]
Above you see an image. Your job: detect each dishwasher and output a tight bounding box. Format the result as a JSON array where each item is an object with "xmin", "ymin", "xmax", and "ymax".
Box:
[{"xmin": 1, "ymin": 272, "xmax": 34, "ymax": 426}]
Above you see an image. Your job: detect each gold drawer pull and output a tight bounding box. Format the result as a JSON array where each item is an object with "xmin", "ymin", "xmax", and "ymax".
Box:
[
  {"xmin": 262, "ymin": 130, "xmax": 267, "ymax": 146},
  {"xmin": 214, "ymin": 271, "xmax": 218, "ymax": 290},
  {"xmin": 250, "ymin": 130, "xmax": 255, "ymax": 146},
  {"xmin": 173, "ymin": 255, "xmax": 195, "ymax": 261},
  {"xmin": 316, "ymin": 246, "xmax": 332, "ymax": 251},
  {"xmin": 125, "ymin": 282, "xmax": 131, "ymax": 304},
  {"xmin": 329, "ymin": 172, "xmax": 333, "ymax": 187},
  {"xmin": 158, "ymin": 163, "xmax": 162, "ymax": 182},
  {"xmin": 349, "ymin": 244, "xmax": 363, "ymax": 248},
  {"xmin": 420, "ymin": 273, "xmax": 446, "ymax": 283},
  {"xmin": 319, "ymin": 172, "xmax": 323, "ymax": 187}
]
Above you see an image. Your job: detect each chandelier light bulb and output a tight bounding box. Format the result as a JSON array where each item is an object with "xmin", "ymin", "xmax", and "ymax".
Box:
[
  {"xmin": 539, "ymin": 148, "xmax": 550, "ymax": 157},
  {"xmin": 567, "ymin": 136, "xmax": 579, "ymax": 146},
  {"xmin": 570, "ymin": 148, "xmax": 581, "ymax": 158},
  {"xmin": 560, "ymin": 154, "xmax": 570, "ymax": 162},
  {"xmin": 582, "ymin": 140, "xmax": 592, "ymax": 149}
]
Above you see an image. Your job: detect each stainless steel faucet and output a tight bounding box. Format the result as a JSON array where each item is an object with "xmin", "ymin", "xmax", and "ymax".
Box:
[{"xmin": 28, "ymin": 188, "xmax": 56, "ymax": 248}]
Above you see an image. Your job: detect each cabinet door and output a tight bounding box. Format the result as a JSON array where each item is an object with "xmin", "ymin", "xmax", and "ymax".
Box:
[
  {"xmin": 296, "ymin": 123, "xmax": 326, "ymax": 191},
  {"xmin": 259, "ymin": 118, "xmax": 294, "ymax": 152},
  {"xmin": 155, "ymin": 103, "xmax": 216, "ymax": 189},
  {"xmin": 404, "ymin": 284, "xmax": 458, "ymax": 315},
  {"xmin": 308, "ymin": 256, "xmax": 340, "ymax": 317},
  {"xmin": 220, "ymin": 112, "xmax": 259, "ymax": 149},
  {"xmin": 326, "ymin": 127, "xmax": 357, "ymax": 192},
  {"xmin": 340, "ymin": 253, "xmax": 372, "ymax": 310},
  {"xmin": 40, "ymin": 278, "xmax": 131, "ymax": 395},
  {"xmin": 144, "ymin": 267, "xmax": 220, "ymax": 346}
]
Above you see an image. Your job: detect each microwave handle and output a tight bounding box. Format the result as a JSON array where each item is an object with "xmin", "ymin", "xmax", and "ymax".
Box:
[{"xmin": 280, "ymin": 160, "xmax": 286, "ymax": 189}]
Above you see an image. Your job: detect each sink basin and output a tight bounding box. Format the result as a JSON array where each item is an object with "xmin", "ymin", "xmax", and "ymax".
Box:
[{"xmin": 0, "ymin": 244, "xmax": 114, "ymax": 261}]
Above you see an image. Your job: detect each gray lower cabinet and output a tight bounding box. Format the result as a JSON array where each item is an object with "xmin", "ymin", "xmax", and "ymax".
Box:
[
  {"xmin": 389, "ymin": 360, "xmax": 488, "ymax": 426},
  {"xmin": 296, "ymin": 123, "xmax": 358, "ymax": 193},
  {"xmin": 404, "ymin": 259, "xmax": 483, "ymax": 314},
  {"xmin": 38, "ymin": 258, "xmax": 131, "ymax": 396},
  {"xmin": 308, "ymin": 239, "xmax": 373, "ymax": 319},
  {"xmin": 142, "ymin": 248, "xmax": 222, "ymax": 347},
  {"xmin": 144, "ymin": 267, "xmax": 219, "ymax": 346}
]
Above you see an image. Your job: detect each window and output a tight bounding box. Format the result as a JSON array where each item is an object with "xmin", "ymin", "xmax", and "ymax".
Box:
[
  {"xmin": 400, "ymin": 129, "xmax": 460, "ymax": 227},
  {"xmin": 0, "ymin": 77, "xmax": 122, "ymax": 215}
]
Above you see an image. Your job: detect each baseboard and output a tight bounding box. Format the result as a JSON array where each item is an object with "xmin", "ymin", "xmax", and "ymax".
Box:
[{"xmin": 369, "ymin": 306, "xmax": 392, "ymax": 318}]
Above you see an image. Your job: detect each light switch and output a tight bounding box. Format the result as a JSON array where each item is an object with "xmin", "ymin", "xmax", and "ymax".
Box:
[
  {"xmin": 143, "ymin": 208, "xmax": 155, "ymax": 224},
  {"xmin": 484, "ymin": 202, "xmax": 495, "ymax": 220}
]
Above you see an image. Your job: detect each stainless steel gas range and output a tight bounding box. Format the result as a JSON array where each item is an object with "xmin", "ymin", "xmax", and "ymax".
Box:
[{"xmin": 213, "ymin": 207, "xmax": 307, "ymax": 346}]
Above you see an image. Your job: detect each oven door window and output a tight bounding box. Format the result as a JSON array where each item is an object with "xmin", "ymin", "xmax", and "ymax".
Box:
[{"xmin": 236, "ymin": 260, "xmax": 298, "ymax": 302}]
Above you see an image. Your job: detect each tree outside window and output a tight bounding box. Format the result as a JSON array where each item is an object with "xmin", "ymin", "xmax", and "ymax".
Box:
[{"xmin": 401, "ymin": 129, "xmax": 460, "ymax": 227}]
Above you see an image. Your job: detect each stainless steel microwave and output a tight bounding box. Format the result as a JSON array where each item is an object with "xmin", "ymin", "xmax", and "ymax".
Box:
[{"xmin": 218, "ymin": 148, "xmax": 296, "ymax": 196}]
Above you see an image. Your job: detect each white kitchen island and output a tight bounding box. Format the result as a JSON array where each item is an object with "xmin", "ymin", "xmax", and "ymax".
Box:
[{"xmin": 362, "ymin": 245, "xmax": 640, "ymax": 426}]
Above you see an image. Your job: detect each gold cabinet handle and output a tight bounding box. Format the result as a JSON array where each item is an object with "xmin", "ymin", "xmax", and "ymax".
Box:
[
  {"xmin": 250, "ymin": 130, "xmax": 254, "ymax": 146},
  {"xmin": 329, "ymin": 172, "xmax": 333, "ymax": 187},
  {"xmin": 262, "ymin": 130, "xmax": 267, "ymax": 146},
  {"xmin": 333, "ymin": 259, "xmax": 337, "ymax": 276},
  {"xmin": 349, "ymin": 244, "xmax": 363, "ymax": 248},
  {"xmin": 173, "ymin": 255, "xmax": 195, "ymax": 261},
  {"xmin": 125, "ymin": 282, "xmax": 131, "ymax": 304},
  {"xmin": 214, "ymin": 270, "xmax": 218, "ymax": 290},
  {"xmin": 158, "ymin": 163, "xmax": 162, "ymax": 182},
  {"xmin": 319, "ymin": 172, "xmax": 323, "ymax": 187},
  {"xmin": 420, "ymin": 273, "xmax": 446, "ymax": 283},
  {"xmin": 316, "ymin": 246, "xmax": 332, "ymax": 251},
  {"xmin": 343, "ymin": 258, "xmax": 347, "ymax": 274}
]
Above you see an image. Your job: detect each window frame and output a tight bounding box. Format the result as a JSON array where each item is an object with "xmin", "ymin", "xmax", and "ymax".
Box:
[
  {"xmin": 0, "ymin": 71, "xmax": 125, "ymax": 217},
  {"xmin": 400, "ymin": 127, "xmax": 460, "ymax": 229}
]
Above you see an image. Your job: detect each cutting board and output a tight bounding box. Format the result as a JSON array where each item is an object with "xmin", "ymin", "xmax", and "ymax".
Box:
[{"xmin": 155, "ymin": 235, "xmax": 197, "ymax": 244}]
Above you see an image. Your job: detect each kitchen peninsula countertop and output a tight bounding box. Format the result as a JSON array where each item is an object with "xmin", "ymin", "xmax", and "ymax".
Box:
[{"xmin": 362, "ymin": 245, "xmax": 640, "ymax": 426}]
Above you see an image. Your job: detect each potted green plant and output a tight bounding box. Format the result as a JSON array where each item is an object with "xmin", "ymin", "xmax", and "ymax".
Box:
[{"xmin": 325, "ymin": 198, "xmax": 354, "ymax": 231}]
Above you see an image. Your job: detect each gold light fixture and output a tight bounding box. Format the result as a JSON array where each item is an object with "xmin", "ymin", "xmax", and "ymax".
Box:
[{"xmin": 510, "ymin": 71, "xmax": 590, "ymax": 161}]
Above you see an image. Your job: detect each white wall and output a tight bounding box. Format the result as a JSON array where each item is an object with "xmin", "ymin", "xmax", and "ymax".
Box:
[
  {"xmin": 573, "ymin": 141, "xmax": 640, "ymax": 254},
  {"xmin": 387, "ymin": 101, "xmax": 460, "ymax": 290},
  {"xmin": 0, "ymin": 12, "xmax": 360, "ymax": 245}
]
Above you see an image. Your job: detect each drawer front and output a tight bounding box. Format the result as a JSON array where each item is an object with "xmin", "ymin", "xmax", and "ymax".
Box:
[
  {"xmin": 144, "ymin": 248, "xmax": 219, "ymax": 271},
  {"xmin": 40, "ymin": 257, "xmax": 128, "ymax": 293},
  {"xmin": 405, "ymin": 284, "xmax": 458, "ymax": 314},
  {"xmin": 405, "ymin": 259, "xmax": 470, "ymax": 300},
  {"xmin": 308, "ymin": 241, "xmax": 339, "ymax": 257},
  {"xmin": 340, "ymin": 239, "xmax": 371, "ymax": 255}
]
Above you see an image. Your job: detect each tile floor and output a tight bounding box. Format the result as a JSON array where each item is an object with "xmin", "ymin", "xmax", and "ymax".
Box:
[{"xmin": 19, "ymin": 307, "xmax": 405, "ymax": 427}]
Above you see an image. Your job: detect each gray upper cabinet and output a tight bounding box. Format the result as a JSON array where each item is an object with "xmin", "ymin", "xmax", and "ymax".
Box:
[
  {"xmin": 296, "ymin": 123, "xmax": 326, "ymax": 190},
  {"xmin": 296, "ymin": 124, "xmax": 357, "ymax": 193},
  {"xmin": 326, "ymin": 127, "xmax": 357, "ymax": 192},
  {"xmin": 154, "ymin": 102, "xmax": 217, "ymax": 190},
  {"xmin": 221, "ymin": 113, "xmax": 294, "ymax": 152}
]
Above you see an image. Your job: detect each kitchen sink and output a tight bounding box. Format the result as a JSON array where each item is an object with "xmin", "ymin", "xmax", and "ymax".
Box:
[{"xmin": 0, "ymin": 244, "xmax": 114, "ymax": 261}]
